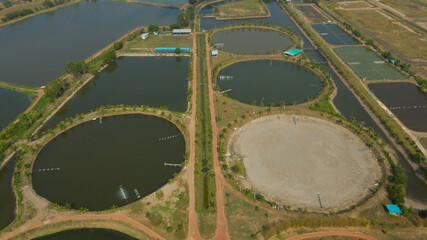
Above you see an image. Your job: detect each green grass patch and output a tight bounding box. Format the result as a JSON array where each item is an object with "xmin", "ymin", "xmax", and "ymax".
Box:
[
  {"xmin": 124, "ymin": 35, "xmax": 192, "ymax": 52},
  {"xmin": 334, "ymin": 47, "xmax": 407, "ymax": 80},
  {"xmin": 215, "ymin": 0, "xmax": 269, "ymax": 19}
]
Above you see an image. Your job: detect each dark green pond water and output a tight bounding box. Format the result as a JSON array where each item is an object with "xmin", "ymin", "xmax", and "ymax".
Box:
[
  {"xmin": 211, "ymin": 28, "xmax": 292, "ymax": 55},
  {"xmin": 369, "ymin": 82, "xmax": 427, "ymax": 132},
  {"xmin": 34, "ymin": 228, "xmax": 137, "ymax": 240},
  {"xmin": 0, "ymin": 0, "xmax": 179, "ymax": 87},
  {"xmin": 33, "ymin": 115, "xmax": 185, "ymax": 210},
  {"xmin": 217, "ymin": 60, "xmax": 322, "ymax": 106},
  {"xmin": 41, "ymin": 57, "xmax": 189, "ymax": 131},
  {"xmin": 0, "ymin": 88, "xmax": 31, "ymax": 130},
  {"xmin": 0, "ymin": 158, "xmax": 16, "ymax": 231}
]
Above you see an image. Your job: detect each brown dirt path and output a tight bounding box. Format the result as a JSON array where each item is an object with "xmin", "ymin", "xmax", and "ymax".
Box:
[
  {"xmin": 204, "ymin": 34, "xmax": 229, "ymax": 240},
  {"xmin": 187, "ymin": 33, "xmax": 202, "ymax": 240},
  {"xmin": 0, "ymin": 213, "xmax": 164, "ymax": 240},
  {"xmin": 286, "ymin": 231, "xmax": 376, "ymax": 240}
]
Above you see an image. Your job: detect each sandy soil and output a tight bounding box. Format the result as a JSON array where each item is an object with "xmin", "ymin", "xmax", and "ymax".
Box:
[{"xmin": 228, "ymin": 114, "xmax": 381, "ymax": 211}]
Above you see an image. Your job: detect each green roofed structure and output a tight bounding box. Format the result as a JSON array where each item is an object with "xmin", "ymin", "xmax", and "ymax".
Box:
[
  {"xmin": 284, "ymin": 49, "xmax": 302, "ymax": 56},
  {"xmin": 385, "ymin": 204, "xmax": 402, "ymax": 214}
]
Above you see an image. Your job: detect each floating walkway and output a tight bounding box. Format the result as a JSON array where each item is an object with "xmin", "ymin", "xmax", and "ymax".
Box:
[
  {"xmin": 389, "ymin": 105, "xmax": 426, "ymax": 110},
  {"xmin": 219, "ymin": 89, "xmax": 232, "ymax": 94},
  {"xmin": 219, "ymin": 75, "xmax": 233, "ymax": 80},
  {"xmin": 164, "ymin": 162, "xmax": 182, "ymax": 167},
  {"xmin": 34, "ymin": 167, "xmax": 60, "ymax": 172},
  {"xmin": 134, "ymin": 188, "xmax": 141, "ymax": 199},
  {"xmin": 158, "ymin": 134, "xmax": 181, "ymax": 141}
]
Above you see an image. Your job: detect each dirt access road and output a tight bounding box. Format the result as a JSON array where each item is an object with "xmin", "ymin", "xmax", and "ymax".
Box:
[
  {"xmin": 287, "ymin": 231, "xmax": 376, "ymax": 240},
  {"xmin": 205, "ymin": 34, "xmax": 229, "ymax": 240}
]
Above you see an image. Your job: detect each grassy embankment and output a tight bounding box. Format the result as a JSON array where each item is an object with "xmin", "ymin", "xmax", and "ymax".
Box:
[
  {"xmin": 214, "ymin": 0, "xmax": 269, "ymax": 19},
  {"xmin": 380, "ymin": 0, "xmax": 427, "ymax": 19},
  {"xmin": 123, "ymin": 34, "xmax": 193, "ymax": 53},
  {"xmin": 0, "ymin": 0, "xmax": 79, "ymax": 27},
  {"xmin": 0, "ymin": 82, "xmax": 39, "ymax": 97},
  {"xmin": 113, "ymin": 0, "xmax": 182, "ymax": 9},
  {"xmin": 194, "ymin": 33, "xmax": 217, "ymax": 239}
]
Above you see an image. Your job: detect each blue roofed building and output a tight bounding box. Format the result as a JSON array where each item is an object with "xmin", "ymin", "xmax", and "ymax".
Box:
[
  {"xmin": 211, "ymin": 50, "xmax": 218, "ymax": 56},
  {"xmin": 385, "ymin": 204, "xmax": 402, "ymax": 214},
  {"xmin": 284, "ymin": 48, "xmax": 302, "ymax": 56}
]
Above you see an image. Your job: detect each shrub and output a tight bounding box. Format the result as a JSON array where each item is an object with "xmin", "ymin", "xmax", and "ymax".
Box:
[{"xmin": 113, "ymin": 41, "xmax": 123, "ymax": 50}]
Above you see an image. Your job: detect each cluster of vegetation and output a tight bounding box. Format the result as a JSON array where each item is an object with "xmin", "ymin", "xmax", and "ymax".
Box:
[
  {"xmin": 1, "ymin": 9, "xmax": 34, "ymax": 22},
  {"xmin": 1, "ymin": 0, "xmax": 72, "ymax": 23},
  {"xmin": 195, "ymin": 34, "xmax": 217, "ymax": 214}
]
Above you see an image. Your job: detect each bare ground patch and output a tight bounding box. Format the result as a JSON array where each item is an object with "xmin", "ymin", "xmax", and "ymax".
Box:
[{"xmin": 228, "ymin": 114, "xmax": 381, "ymax": 211}]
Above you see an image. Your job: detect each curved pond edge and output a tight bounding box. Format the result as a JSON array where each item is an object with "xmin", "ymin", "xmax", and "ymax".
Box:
[
  {"xmin": 0, "ymin": 109, "xmax": 190, "ymax": 233},
  {"xmin": 207, "ymin": 24, "xmax": 302, "ymax": 55},
  {"xmin": 220, "ymin": 112, "xmax": 386, "ymax": 214},
  {"xmin": 5, "ymin": 217, "xmax": 156, "ymax": 240},
  {"xmin": 211, "ymin": 56, "xmax": 331, "ymax": 108}
]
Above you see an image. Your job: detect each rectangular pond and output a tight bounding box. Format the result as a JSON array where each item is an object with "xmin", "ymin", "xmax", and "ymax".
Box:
[
  {"xmin": 312, "ymin": 24, "xmax": 360, "ymax": 45},
  {"xmin": 369, "ymin": 82, "xmax": 427, "ymax": 132},
  {"xmin": 41, "ymin": 57, "xmax": 189, "ymax": 131},
  {"xmin": 0, "ymin": 0, "xmax": 180, "ymax": 87},
  {"xmin": 334, "ymin": 47, "xmax": 407, "ymax": 80},
  {"xmin": 0, "ymin": 88, "xmax": 32, "ymax": 130}
]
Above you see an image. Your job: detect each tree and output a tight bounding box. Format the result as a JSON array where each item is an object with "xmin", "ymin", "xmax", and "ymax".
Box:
[
  {"xmin": 175, "ymin": 48, "xmax": 181, "ymax": 54},
  {"xmin": 45, "ymin": 79, "xmax": 63, "ymax": 100},
  {"xmin": 388, "ymin": 183, "xmax": 405, "ymax": 206},
  {"xmin": 64, "ymin": 61, "xmax": 74, "ymax": 74},
  {"xmin": 148, "ymin": 24, "xmax": 159, "ymax": 32},
  {"xmin": 189, "ymin": 0, "xmax": 196, "ymax": 4},
  {"xmin": 169, "ymin": 23, "xmax": 180, "ymax": 30},
  {"xmin": 42, "ymin": 0, "xmax": 54, "ymax": 8},
  {"xmin": 101, "ymin": 49, "xmax": 116, "ymax": 65},
  {"xmin": 113, "ymin": 41, "xmax": 123, "ymax": 50}
]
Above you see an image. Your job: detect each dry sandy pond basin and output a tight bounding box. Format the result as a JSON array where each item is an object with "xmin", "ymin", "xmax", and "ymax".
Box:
[{"xmin": 228, "ymin": 114, "xmax": 381, "ymax": 211}]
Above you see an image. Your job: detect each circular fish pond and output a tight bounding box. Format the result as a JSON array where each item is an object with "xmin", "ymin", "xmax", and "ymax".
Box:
[
  {"xmin": 228, "ymin": 115, "xmax": 381, "ymax": 211},
  {"xmin": 32, "ymin": 114, "xmax": 185, "ymax": 210},
  {"xmin": 211, "ymin": 28, "xmax": 293, "ymax": 55},
  {"xmin": 33, "ymin": 228, "xmax": 137, "ymax": 240},
  {"xmin": 217, "ymin": 60, "xmax": 322, "ymax": 106}
]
